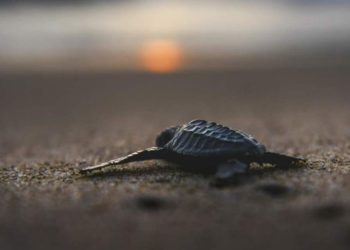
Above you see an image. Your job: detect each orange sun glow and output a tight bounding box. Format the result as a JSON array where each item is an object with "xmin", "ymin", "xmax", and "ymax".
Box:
[{"xmin": 140, "ymin": 40, "xmax": 183, "ymax": 73}]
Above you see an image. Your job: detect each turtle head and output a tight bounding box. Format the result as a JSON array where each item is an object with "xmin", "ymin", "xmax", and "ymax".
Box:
[{"xmin": 156, "ymin": 126, "xmax": 180, "ymax": 147}]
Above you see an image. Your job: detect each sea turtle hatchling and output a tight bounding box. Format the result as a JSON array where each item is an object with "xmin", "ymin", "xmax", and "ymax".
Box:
[{"xmin": 81, "ymin": 120, "xmax": 305, "ymax": 182}]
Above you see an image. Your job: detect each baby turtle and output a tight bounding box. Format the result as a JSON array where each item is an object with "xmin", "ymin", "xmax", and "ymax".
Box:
[{"xmin": 81, "ymin": 120, "xmax": 305, "ymax": 182}]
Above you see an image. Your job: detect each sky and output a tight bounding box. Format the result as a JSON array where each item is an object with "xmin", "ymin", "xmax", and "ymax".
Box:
[{"xmin": 0, "ymin": 0, "xmax": 349, "ymax": 72}]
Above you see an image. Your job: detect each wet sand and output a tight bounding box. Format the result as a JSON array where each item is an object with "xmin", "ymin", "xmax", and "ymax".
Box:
[{"xmin": 1, "ymin": 69, "xmax": 350, "ymax": 250}]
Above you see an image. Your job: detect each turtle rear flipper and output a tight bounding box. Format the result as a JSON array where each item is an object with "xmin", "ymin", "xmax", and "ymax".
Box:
[
  {"xmin": 80, "ymin": 147, "xmax": 167, "ymax": 174},
  {"xmin": 260, "ymin": 152, "xmax": 306, "ymax": 167}
]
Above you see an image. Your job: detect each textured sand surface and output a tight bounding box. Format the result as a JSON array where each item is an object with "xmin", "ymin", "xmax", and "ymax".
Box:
[{"xmin": 1, "ymin": 69, "xmax": 350, "ymax": 250}]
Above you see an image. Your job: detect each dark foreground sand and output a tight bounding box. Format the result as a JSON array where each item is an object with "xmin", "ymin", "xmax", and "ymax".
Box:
[{"xmin": 1, "ymin": 69, "xmax": 350, "ymax": 250}]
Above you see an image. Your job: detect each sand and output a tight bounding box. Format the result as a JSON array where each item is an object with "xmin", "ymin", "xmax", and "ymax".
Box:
[{"xmin": 1, "ymin": 69, "xmax": 350, "ymax": 250}]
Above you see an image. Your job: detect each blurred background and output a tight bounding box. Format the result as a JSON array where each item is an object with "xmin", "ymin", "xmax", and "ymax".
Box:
[{"xmin": 1, "ymin": 0, "xmax": 350, "ymax": 73}]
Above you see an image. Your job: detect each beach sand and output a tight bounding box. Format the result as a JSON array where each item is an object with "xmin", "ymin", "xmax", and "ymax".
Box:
[{"xmin": 1, "ymin": 69, "xmax": 350, "ymax": 250}]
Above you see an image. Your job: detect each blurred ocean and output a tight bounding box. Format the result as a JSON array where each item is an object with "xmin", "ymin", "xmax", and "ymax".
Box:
[{"xmin": 0, "ymin": 0, "xmax": 349, "ymax": 72}]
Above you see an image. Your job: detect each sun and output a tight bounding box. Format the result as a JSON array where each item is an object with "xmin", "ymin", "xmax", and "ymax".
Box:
[{"xmin": 140, "ymin": 39, "xmax": 183, "ymax": 73}]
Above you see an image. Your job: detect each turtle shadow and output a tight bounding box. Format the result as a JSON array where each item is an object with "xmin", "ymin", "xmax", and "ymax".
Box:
[{"xmin": 212, "ymin": 164, "xmax": 304, "ymax": 187}]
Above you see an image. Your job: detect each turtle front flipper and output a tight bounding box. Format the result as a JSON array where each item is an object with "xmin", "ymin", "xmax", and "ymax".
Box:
[
  {"xmin": 213, "ymin": 160, "xmax": 249, "ymax": 186},
  {"xmin": 259, "ymin": 152, "xmax": 306, "ymax": 168},
  {"xmin": 80, "ymin": 147, "xmax": 167, "ymax": 174}
]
